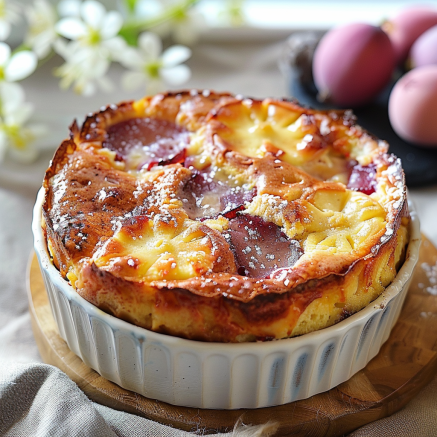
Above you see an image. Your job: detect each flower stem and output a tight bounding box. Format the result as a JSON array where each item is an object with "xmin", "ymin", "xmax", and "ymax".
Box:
[{"xmin": 123, "ymin": 0, "xmax": 139, "ymax": 14}]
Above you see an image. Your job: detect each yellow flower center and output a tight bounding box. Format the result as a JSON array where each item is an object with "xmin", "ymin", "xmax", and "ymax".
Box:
[
  {"xmin": 3, "ymin": 124, "xmax": 28, "ymax": 150},
  {"xmin": 85, "ymin": 27, "xmax": 101, "ymax": 45},
  {"xmin": 145, "ymin": 61, "xmax": 162, "ymax": 79}
]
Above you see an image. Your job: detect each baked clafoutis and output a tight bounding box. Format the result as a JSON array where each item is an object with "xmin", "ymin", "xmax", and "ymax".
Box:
[{"xmin": 42, "ymin": 91, "xmax": 409, "ymax": 343}]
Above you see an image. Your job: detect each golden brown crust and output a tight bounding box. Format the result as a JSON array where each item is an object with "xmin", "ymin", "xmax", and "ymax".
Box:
[{"xmin": 42, "ymin": 90, "xmax": 409, "ymax": 342}]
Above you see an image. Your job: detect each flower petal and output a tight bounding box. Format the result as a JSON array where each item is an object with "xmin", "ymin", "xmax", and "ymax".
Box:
[
  {"xmin": 5, "ymin": 51, "xmax": 38, "ymax": 82},
  {"xmin": 53, "ymin": 38, "xmax": 70, "ymax": 58},
  {"xmin": 81, "ymin": 1, "xmax": 106, "ymax": 29},
  {"xmin": 26, "ymin": 0, "xmax": 58, "ymax": 58},
  {"xmin": 5, "ymin": 5, "xmax": 21, "ymax": 24},
  {"xmin": 121, "ymin": 71, "xmax": 145, "ymax": 91},
  {"xmin": 102, "ymin": 37, "xmax": 128, "ymax": 62},
  {"xmin": 6, "ymin": 102, "xmax": 34, "ymax": 126},
  {"xmin": 138, "ymin": 32, "xmax": 162, "ymax": 59},
  {"xmin": 117, "ymin": 46, "xmax": 144, "ymax": 70},
  {"xmin": 28, "ymin": 32, "xmax": 57, "ymax": 59},
  {"xmin": 161, "ymin": 45, "xmax": 191, "ymax": 67},
  {"xmin": 0, "ymin": 82, "xmax": 25, "ymax": 114},
  {"xmin": 57, "ymin": 0, "xmax": 81, "ymax": 17},
  {"xmin": 160, "ymin": 64, "xmax": 191, "ymax": 86},
  {"xmin": 100, "ymin": 11, "xmax": 123, "ymax": 39},
  {"xmin": 67, "ymin": 42, "xmax": 91, "ymax": 62},
  {"xmin": 88, "ymin": 53, "xmax": 110, "ymax": 78},
  {"xmin": 0, "ymin": 21, "xmax": 11, "ymax": 42},
  {"xmin": 135, "ymin": 0, "xmax": 162, "ymax": 18},
  {"xmin": 74, "ymin": 76, "xmax": 96, "ymax": 96},
  {"xmin": 0, "ymin": 42, "xmax": 11, "ymax": 66},
  {"xmin": 31, "ymin": 0, "xmax": 57, "ymax": 21},
  {"xmin": 56, "ymin": 18, "xmax": 87, "ymax": 39},
  {"xmin": 82, "ymin": 82, "xmax": 96, "ymax": 96},
  {"xmin": 171, "ymin": 10, "xmax": 206, "ymax": 46}
]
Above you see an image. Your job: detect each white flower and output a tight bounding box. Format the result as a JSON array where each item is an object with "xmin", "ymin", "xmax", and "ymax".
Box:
[
  {"xmin": 54, "ymin": 1, "xmax": 127, "ymax": 95},
  {"xmin": 0, "ymin": 0, "xmax": 20, "ymax": 41},
  {"xmin": 55, "ymin": 1, "xmax": 125, "ymax": 57},
  {"xmin": 169, "ymin": 5, "xmax": 206, "ymax": 46},
  {"xmin": 156, "ymin": 0, "xmax": 206, "ymax": 46},
  {"xmin": 25, "ymin": 0, "xmax": 58, "ymax": 59},
  {"xmin": 54, "ymin": 39, "xmax": 113, "ymax": 96},
  {"xmin": 0, "ymin": 43, "xmax": 37, "ymax": 82},
  {"xmin": 0, "ymin": 82, "xmax": 46, "ymax": 162},
  {"xmin": 120, "ymin": 32, "xmax": 191, "ymax": 94}
]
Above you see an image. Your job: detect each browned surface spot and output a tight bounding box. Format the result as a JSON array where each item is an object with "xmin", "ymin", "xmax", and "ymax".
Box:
[{"xmin": 44, "ymin": 149, "xmax": 149, "ymax": 266}]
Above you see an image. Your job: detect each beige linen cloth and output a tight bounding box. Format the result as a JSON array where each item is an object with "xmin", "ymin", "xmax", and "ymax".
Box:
[{"xmin": 1, "ymin": 39, "xmax": 437, "ymax": 436}]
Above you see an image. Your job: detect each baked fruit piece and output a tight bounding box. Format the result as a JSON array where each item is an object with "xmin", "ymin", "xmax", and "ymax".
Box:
[{"xmin": 42, "ymin": 90, "xmax": 409, "ymax": 342}]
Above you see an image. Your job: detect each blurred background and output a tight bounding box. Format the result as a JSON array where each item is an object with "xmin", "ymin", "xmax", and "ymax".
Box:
[{"xmin": 4, "ymin": 0, "xmax": 435, "ymax": 185}]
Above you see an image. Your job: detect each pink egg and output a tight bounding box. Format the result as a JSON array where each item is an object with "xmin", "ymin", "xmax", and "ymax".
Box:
[
  {"xmin": 382, "ymin": 6, "xmax": 437, "ymax": 64},
  {"xmin": 410, "ymin": 25, "xmax": 437, "ymax": 68},
  {"xmin": 312, "ymin": 23, "xmax": 395, "ymax": 107},
  {"xmin": 389, "ymin": 66, "xmax": 437, "ymax": 147}
]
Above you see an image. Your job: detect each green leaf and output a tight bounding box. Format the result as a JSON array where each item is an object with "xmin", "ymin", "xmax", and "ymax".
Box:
[{"xmin": 119, "ymin": 28, "xmax": 139, "ymax": 46}]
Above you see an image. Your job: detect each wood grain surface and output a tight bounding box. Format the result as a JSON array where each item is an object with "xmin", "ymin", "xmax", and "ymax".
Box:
[{"xmin": 27, "ymin": 236, "xmax": 437, "ymax": 436}]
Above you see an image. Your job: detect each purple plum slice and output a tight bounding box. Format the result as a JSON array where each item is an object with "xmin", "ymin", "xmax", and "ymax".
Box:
[{"xmin": 224, "ymin": 214, "xmax": 303, "ymax": 279}]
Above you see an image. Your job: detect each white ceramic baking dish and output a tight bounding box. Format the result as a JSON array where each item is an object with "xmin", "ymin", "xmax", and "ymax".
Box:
[{"xmin": 32, "ymin": 188, "xmax": 420, "ymax": 409}]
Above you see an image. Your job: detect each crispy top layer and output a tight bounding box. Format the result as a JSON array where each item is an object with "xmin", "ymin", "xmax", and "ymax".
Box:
[{"xmin": 43, "ymin": 90, "xmax": 407, "ymax": 303}]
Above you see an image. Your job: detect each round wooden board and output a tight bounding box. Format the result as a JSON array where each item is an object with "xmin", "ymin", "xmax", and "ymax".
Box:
[{"xmin": 28, "ymin": 236, "xmax": 437, "ymax": 436}]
